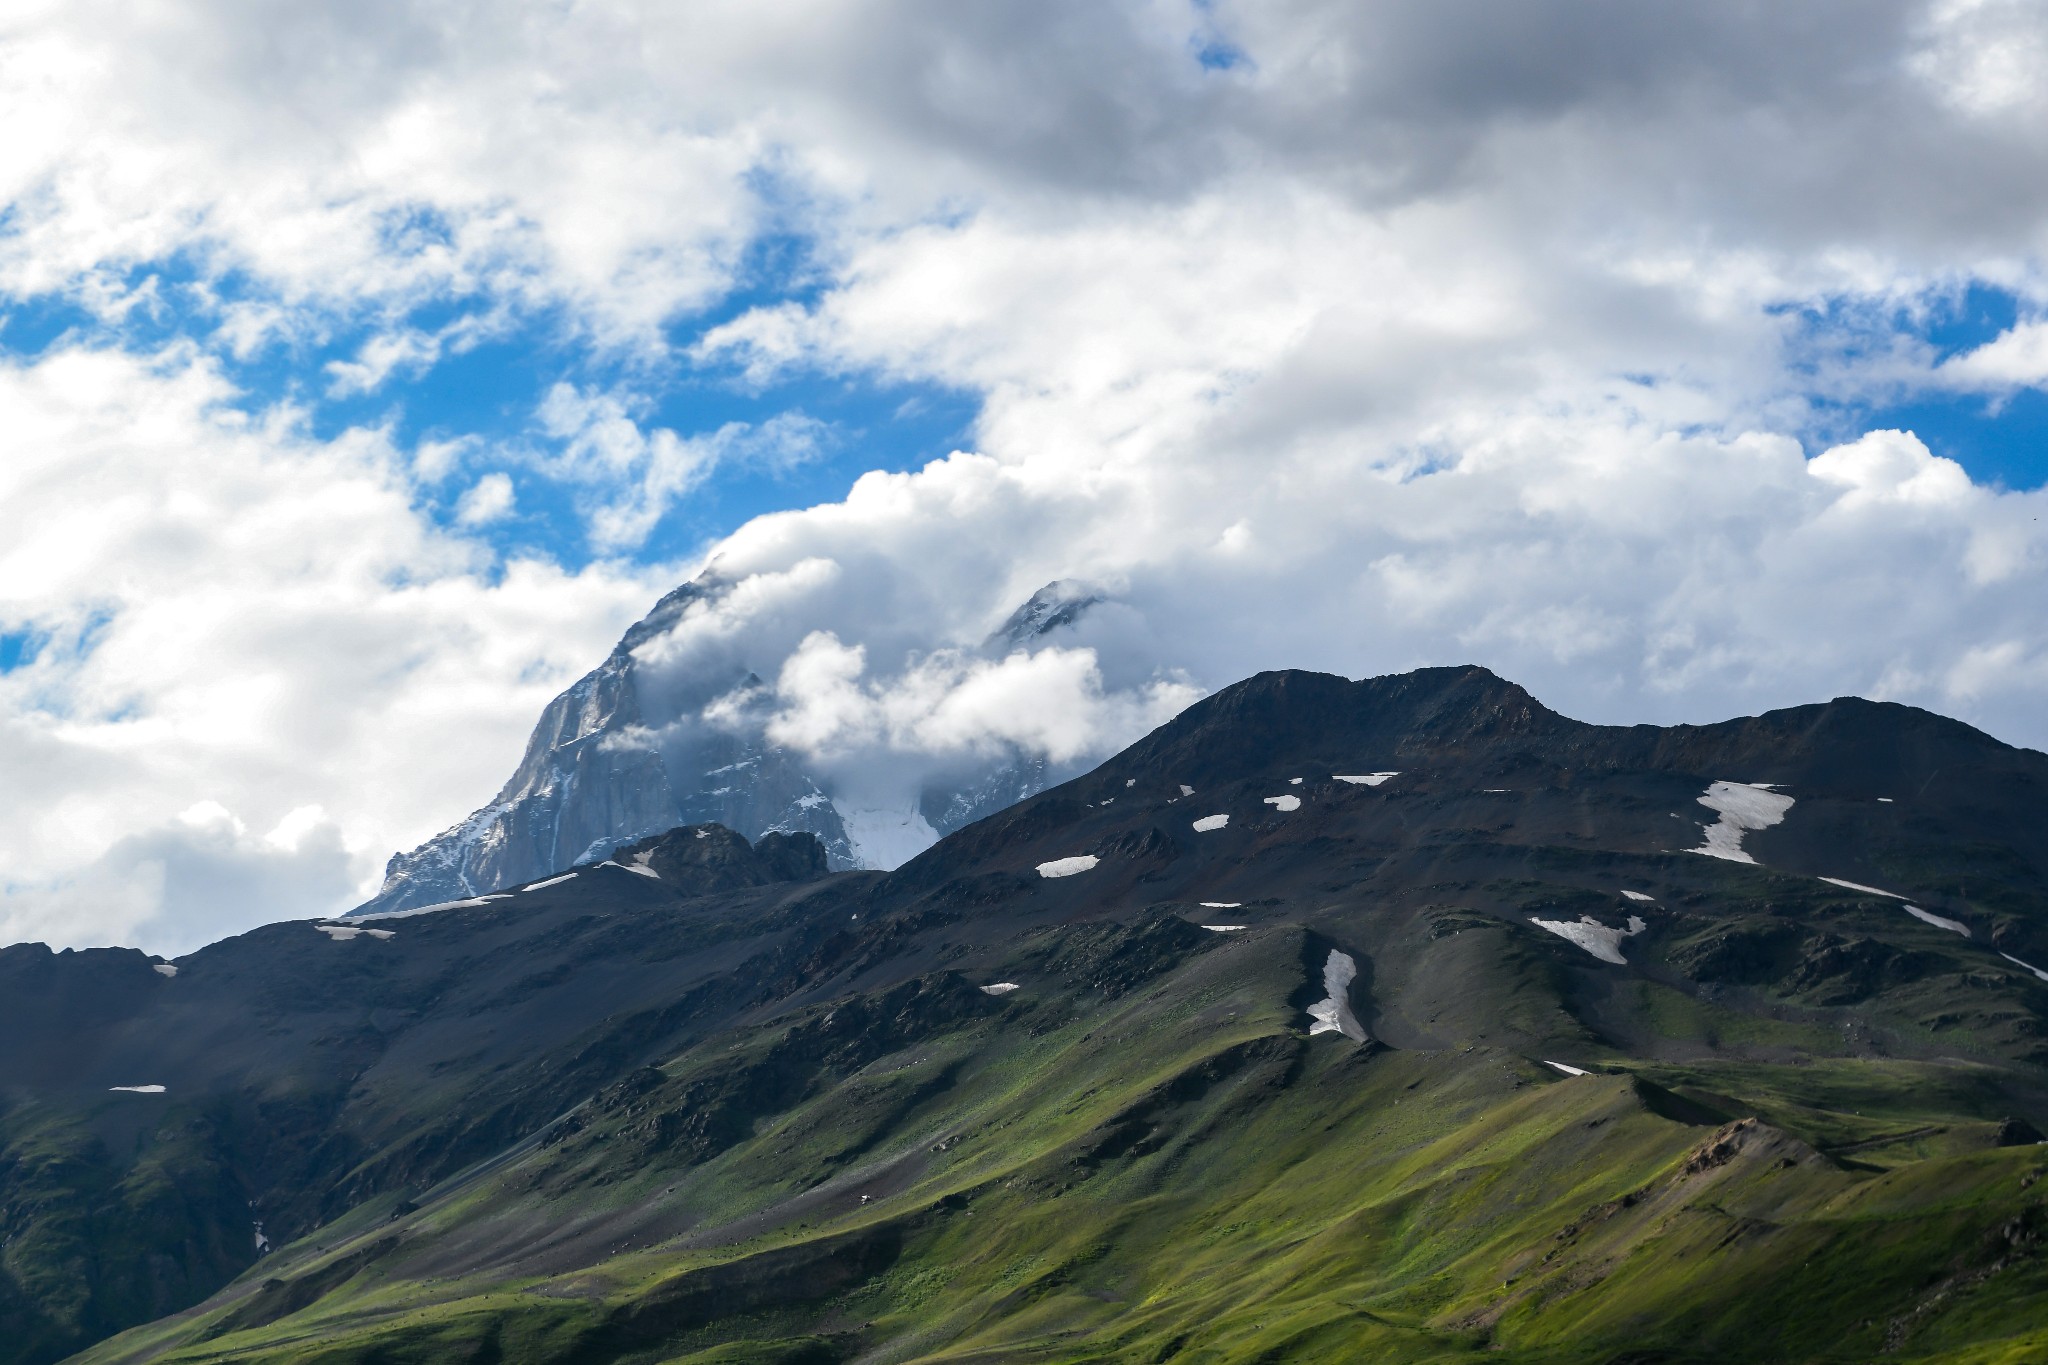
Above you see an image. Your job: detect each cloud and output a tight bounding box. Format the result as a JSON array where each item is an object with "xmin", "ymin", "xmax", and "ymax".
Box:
[
  {"xmin": 629, "ymin": 398, "xmax": 2048, "ymax": 766},
  {"xmin": 0, "ymin": 2, "xmax": 763, "ymax": 343},
  {"xmin": 1808, "ymin": 429, "xmax": 1976, "ymax": 508},
  {"xmin": 1912, "ymin": 0, "xmax": 2048, "ymax": 119},
  {"xmin": 0, "ymin": 344, "xmax": 666, "ymax": 949},
  {"xmin": 759, "ymin": 630, "xmax": 1196, "ymax": 765},
  {"xmin": 532, "ymin": 384, "xmax": 836, "ymax": 550},
  {"xmin": 1937, "ymin": 319, "xmax": 2048, "ymax": 391},
  {"xmin": 456, "ymin": 471, "xmax": 516, "ymax": 524},
  {"xmin": 10, "ymin": 2, "xmax": 2035, "ymax": 354},
  {"xmin": 0, "ymin": 800, "xmax": 358, "ymax": 958},
  {"xmin": 535, "ymin": 383, "xmax": 724, "ymax": 548},
  {"xmin": 324, "ymin": 328, "xmax": 443, "ymax": 396}
]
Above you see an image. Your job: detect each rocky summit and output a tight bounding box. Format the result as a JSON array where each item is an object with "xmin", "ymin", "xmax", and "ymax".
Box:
[
  {"xmin": 350, "ymin": 577, "xmax": 1104, "ymax": 917},
  {"xmin": 5, "ymin": 666, "xmax": 2048, "ymax": 1365}
]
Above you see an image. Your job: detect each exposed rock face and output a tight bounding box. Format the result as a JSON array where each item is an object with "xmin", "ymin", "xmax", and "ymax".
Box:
[
  {"xmin": 986, "ymin": 579, "xmax": 1104, "ymax": 646},
  {"xmin": 608, "ymin": 823, "xmax": 831, "ymax": 898},
  {"xmin": 352, "ymin": 577, "xmax": 1104, "ymax": 916}
]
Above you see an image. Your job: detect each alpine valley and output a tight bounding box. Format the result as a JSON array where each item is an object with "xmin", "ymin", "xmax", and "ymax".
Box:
[{"xmin": 5, "ymin": 665, "xmax": 2048, "ymax": 1365}]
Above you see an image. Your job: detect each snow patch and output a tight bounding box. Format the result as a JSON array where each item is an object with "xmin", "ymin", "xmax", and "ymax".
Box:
[
  {"xmin": 1200, "ymin": 924, "xmax": 1247, "ymax": 932},
  {"xmin": 1619, "ymin": 890, "xmax": 1655, "ymax": 903},
  {"xmin": 1689, "ymin": 781, "xmax": 1795, "ymax": 863},
  {"xmin": 1264, "ymin": 795, "xmax": 1301, "ymax": 812},
  {"xmin": 1819, "ymin": 876, "xmax": 1906, "ymax": 900},
  {"xmin": 1192, "ymin": 814, "xmax": 1229, "ymax": 832},
  {"xmin": 356, "ymin": 893, "xmax": 512, "ymax": 922},
  {"xmin": 834, "ymin": 795, "xmax": 940, "ymax": 870},
  {"xmin": 1125, "ymin": 779, "xmax": 1136, "ymax": 787},
  {"xmin": 1037, "ymin": 855, "xmax": 1099, "ymax": 878},
  {"xmin": 615, "ymin": 854, "xmax": 661, "ymax": 880},
  {"xmin": 1544, "ymin": 1060, "xmax": 1590, "ymax": 1077},
  {"xmin": 254, "ymin": 1223, "xmax": 271, "ymax": 1255},
  {"xmin": 523, "ymin": 872, "xmax": 579, "ymax": 891},
  {"xmin": 109, "ymin": 1084, "xmax": 166, "ymax": 1094},
  {"xmin": 1334, "ymin": 772, "xmax": 1399, "ymax": 786},
  {"xmin": 1904, "ymin": 905, "xmax": 1970, "ymax": 937},
  {"xmin": 1289, "ymin": 777, "xmax": 1303, "ymax": 785},
  {"xmin": 1200, "ymin": 901, "xmax": 1242, "ymax": 908},
  {"xmin": 153, "ymin": 963, "xmax": 178, "ymax": 978},
  {"xmin": 1530, "ymin": 914, "xmax": 1648, "ymax": 965},
  {"xmin": 1306, "ymin": 950, "xmax": 1366, "ymax": 1041},
  {"xmin": 2000, "ymin": 953, "xmax": 2048, "ymax": 983},
  {"xmin": 1878, "ymin": 797, "xmax": 1895, "ymax": 803},
  {"xmin": 316, "ymin": 923, "xmax": 395, "ymax": 942},
  {"xmin": 980, "ymin": 982, "xmax": 1020, "ymax": 995}
]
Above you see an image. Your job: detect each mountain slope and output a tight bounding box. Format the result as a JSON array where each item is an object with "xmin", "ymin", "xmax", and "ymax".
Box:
[{"xmin": 5, "ymin": 666, "xmax": 2047, "ymax": 1364}]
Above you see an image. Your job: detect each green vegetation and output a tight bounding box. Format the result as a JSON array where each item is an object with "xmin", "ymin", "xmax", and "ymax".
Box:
[
  {"xmin": 0, "ymin": 1101, "xmax": 251, "ymax": 1362},
  {"xmin": 72, "ymin": 922, "xmax": 2048, "ymax": 1365}
]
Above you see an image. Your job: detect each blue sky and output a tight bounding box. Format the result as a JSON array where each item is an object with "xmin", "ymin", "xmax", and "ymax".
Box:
[
  {"xmin": 0, "ymin": 245, "xmax": 982, "ymax": 579},
  {"xmin": 1791, "ymin": 283, "xmax": 2048, "ymax": 491},
  {"xmin": 1851, "ymin": 297, "xmax": 2048, "ymax": 493}
]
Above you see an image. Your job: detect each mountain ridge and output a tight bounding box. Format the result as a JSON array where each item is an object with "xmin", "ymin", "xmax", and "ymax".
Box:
[
  {"xmin": 888, "ymin": 667, "xmax": 2048, "ymax": 956},
  {"xmin": 4, "ymin": 664, "xmax": 2046, "ymax": 1364}
]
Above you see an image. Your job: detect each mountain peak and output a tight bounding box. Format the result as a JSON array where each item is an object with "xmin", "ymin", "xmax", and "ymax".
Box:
[
  {"xmin": 987, "ymin": 579, "xmax": 1106, "ymax": 648},
  {"xmin": 614, "ymin": 572, "xmax": 720, "ymax": 657},
  {"xmin": 1104, "ymin": 665, "xmax": 1561, "ymax": 788},
  {"xmin": 358, "ymin": 576, "xmax": 1108, "ymax": 913}
]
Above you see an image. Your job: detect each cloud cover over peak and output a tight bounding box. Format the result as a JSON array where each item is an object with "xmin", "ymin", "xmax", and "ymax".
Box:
[{"xmin": 5, "ymin": 0, "xmax": 2048, "ymax": 950}]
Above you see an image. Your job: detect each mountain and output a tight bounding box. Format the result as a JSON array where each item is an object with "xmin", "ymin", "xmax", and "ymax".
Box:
[
  {"xmin": 5, "ymin": 665, "xmax": 2048, "ymax": 1365},
  {"xmin": 353, "ymin": 578, "xmax": 1106, "ymax": 917}
]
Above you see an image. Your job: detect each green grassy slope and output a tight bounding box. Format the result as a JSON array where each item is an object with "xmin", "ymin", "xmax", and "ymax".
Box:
[{"xmin": 75, "ymin": 918, "xmax": 2048, "ymax": 1365}]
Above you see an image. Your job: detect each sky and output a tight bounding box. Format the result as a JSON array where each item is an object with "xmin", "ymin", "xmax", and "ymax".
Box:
[{"xmin": 6, "ymin": 0, "xmax": 2048, "ymax": 953}]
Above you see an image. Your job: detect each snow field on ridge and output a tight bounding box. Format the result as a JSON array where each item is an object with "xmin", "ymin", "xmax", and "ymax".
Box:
[
  {"xmin": 1306, "ymin": 949, "xmax": 1366, "ymax": 1041},
  {"xmin": 315, "ymin": 924, "xmax": 395, "ymax": 942},
  {"xmin": 1531, "ymin": 914, "xmax": 1648, "ymax": 965},
  {"xmin": 1903, "ymin": 905, "xmax": 1970, "ymax": 937},
  {"xmin": 1690, "ymin": 780, "xmax": 1795, "ymax": 863}
]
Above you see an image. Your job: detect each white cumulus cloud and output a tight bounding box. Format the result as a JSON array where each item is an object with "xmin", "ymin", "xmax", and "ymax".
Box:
[
  {"xmin": 456, "ymin": 471, "xmax": 516, "ymax": 525},
  {"xmin": 759, "ymin": 630, "xmax": 1196, "ymax": 766},
  {"xmin": 0, "ymin": 345, "xmax": 666, "ymax": 951}
]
